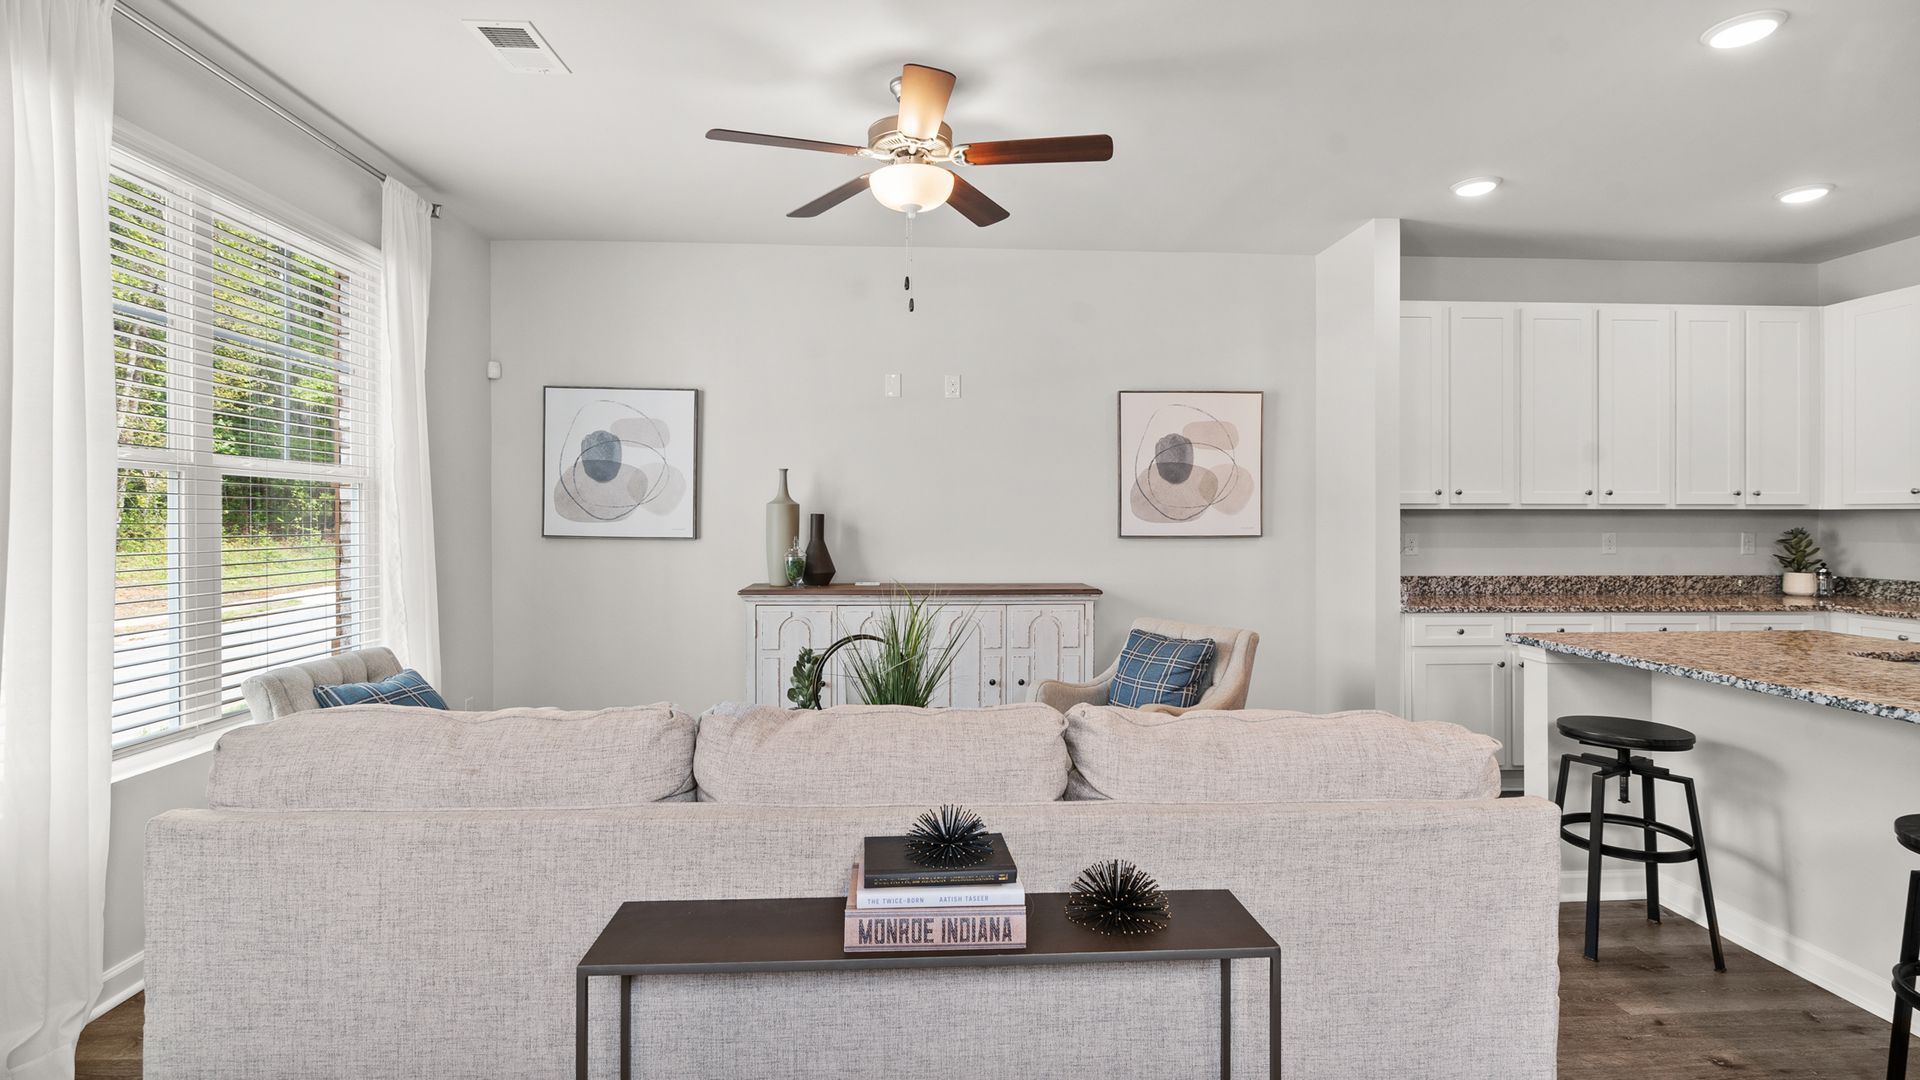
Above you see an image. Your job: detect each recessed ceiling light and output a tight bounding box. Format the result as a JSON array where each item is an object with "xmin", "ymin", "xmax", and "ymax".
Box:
[
  {"xmin": 1701, "ymin": 10, "xmax": 1788, "ymax": 49},
  {"xmin": 1776, "ymin": 183, "xmax": 1833, "ymax": 204},
  {"xmin": 1451, "ymin": 176, "xmax": 1501, "ymax": 198}
]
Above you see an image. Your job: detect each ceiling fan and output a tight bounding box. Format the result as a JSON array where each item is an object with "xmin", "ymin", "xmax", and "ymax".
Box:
[{"xmin": 706, "ymin": 63, "xmax": 1113, "ymax": 227}]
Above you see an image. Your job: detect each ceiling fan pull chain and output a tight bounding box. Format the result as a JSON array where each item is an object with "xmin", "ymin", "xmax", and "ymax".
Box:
[{"xmin": 903, "ymin": 209, "xmax": 915, "ymax": 313}]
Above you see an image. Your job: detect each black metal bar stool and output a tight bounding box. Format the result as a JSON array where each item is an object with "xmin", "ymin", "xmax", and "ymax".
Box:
[
  {"xmin": 1553, "ymin": 714, "xmax": 1725, "ymax": 971},
  {"xmin": 1891, "ymin": 814, "xmax": 1920, "ymax": 1079}
]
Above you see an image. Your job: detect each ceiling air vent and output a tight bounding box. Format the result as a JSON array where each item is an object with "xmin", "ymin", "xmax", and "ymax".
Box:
[{"xmin": 464, "ymin": 20, "xmax": 570, "ymax": 75}]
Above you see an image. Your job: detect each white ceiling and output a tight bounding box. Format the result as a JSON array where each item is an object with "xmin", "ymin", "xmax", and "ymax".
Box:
[{"xmin": 148, "ymin": 0, "xmax": 1920, "ymax": 261}]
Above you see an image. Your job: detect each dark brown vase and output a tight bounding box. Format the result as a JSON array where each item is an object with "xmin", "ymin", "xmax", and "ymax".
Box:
[{"xmin": 801, "ymin": 513, "xmax": 836, "ymax": 587}]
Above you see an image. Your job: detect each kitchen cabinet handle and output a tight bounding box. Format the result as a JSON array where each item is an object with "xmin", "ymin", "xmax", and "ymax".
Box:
[
  {"xmin": 1658, "ymin": 627, "xmax": 1669, "ymax": 631},
  {"xmin": 987, "ymin": 678, "xmax": 997, "ymax": 686},
  {"xmin": 1585, "ymin": 489, "xmax": 1593, "ymax": 496},
  {"xmin": 1456, "ymin": 628, "xmax": 1466, "ymax": 635},
  {"xmin": 1911, "ymin": 489, "xmax": 1920, "ymax": 495},
  {"xmin": 1604, "ymin": 489, "xmax": 1614, "ymax": 496},
  {"xmin": 1900, "ymin": 635, "xmax": 1911, "ymax": 642},
  {"xmin": 1518, "ymin": 661, "xmax": 1526, "ymax": 668},
  {"xmin": 1497, "ymin": 661, "xmax": 1506, "ymax": 668},
  {"xmin": 1454, "ymin": 489, "xmax": 1463, "ymax": 496},
  {"xmin": 1752, "ymin": 490, "xmax": 1761, "ymax": 496},
  {"xmin": 1433, "ymin": 489, "xmax": 1443, "ymax": 496},
  {"xmin": 1017, "ymin": 678, "xmax": 1027, "ymax": 687},
  {"xmin": 1733, "ymin": 490, "xmax": 1743, "ymax": 496}
]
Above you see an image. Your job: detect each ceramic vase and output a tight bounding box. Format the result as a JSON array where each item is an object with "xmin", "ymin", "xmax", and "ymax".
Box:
[
  {"xmin": 1782, "ymin": 571, "xmax": 1817, "ymax": 597},
  {"xmin": 765, "ymin": 469, "xmax": 799, "ymax": 584},
  {"xmin": 802, "ymin": 512, "xmax": 836, "ymax": 587}
]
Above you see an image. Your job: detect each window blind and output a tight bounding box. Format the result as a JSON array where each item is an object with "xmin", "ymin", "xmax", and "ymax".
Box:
[{"xmin": 110, "ymin": 147, "xmax": 383, "ymax": 750}]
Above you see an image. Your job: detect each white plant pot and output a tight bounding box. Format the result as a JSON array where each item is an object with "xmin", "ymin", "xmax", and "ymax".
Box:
[{"xmin": 1782, "ymin": 572, "xmax": 1818, "ymax": 597}]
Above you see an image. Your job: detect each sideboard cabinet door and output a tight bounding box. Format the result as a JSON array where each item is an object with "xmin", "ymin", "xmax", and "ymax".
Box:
[
  {"xmin": 1005, "ymin": 605, "xmax": 1089, "ymax": 699},
  {"xmin": 752, "ymin": 606, "xmax": 835, "ymax": 706}
]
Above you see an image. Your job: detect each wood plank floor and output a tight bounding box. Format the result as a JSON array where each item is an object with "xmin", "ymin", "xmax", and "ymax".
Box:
[{"xmin": 77, "ymin": 901, "xmax": 1917, "ymax": 1078}]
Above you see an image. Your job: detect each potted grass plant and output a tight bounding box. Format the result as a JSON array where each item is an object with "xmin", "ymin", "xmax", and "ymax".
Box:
[
  {"xmin": 785, "ymin": 588, "xmax": 977, "ymax": 709},
  {"xmin": 1775, "ymin": 527, "xmax": 1821, "ymax": 597}
]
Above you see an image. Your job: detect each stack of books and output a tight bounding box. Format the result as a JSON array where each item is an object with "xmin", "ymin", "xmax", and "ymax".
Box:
[{"xmin": 843, "ymin": 833, "xmax": 1026, "ymax": 952}]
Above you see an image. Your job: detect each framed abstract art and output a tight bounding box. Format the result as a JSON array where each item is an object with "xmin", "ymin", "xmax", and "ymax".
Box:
[
  {"xmin": 1117, "ymin": 390, "xmax": 1262, "ymax": 538},
  {"xmin": 542, "ymin": 386, "xmax": 699, "ymax": 538}
]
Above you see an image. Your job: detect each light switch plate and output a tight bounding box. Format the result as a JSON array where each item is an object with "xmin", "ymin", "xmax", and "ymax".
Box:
[
  {"xmin": 1740, "ymin": 532, "xmax": 1756, "ymax": 555},
  {"xmin": 1600, "ymin": 532, "xmax": 1618, "ymax": 555},
  {"xmin": 943, "ymin": 375, "xmax": 961, "ymax": 399},
  {"xmin": 884, "ymin": 373, "xmax": 902, "ymax": 398}
]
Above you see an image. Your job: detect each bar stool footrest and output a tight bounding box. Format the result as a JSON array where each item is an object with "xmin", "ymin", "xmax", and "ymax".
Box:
[{"xmin": 1559, "ymin": 812, "xmax": 1703, "ymax": 865}]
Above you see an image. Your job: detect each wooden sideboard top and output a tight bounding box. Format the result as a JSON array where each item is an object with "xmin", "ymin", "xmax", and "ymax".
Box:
[{"xmin": 738, "ymin": 582, "xmax": 1102, "ymax": 598}]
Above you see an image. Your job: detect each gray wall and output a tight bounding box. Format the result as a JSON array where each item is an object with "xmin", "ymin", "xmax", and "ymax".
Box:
[
  {"xmin": 1818, "ymin": 234, "xmax": 1920, "ymax": 304},
  {"xmin": 1399, "ymin": 509, "xmax": 1817, "ymax": 575},
  {"xmin": 1820, "ymin": 511, "xmax": 1920, "ymax": 581},
  {"xmin": 1401, "ymin": 255, "xmax": 1819, "ymax": 306},
  {"xmin": 489, "ymin": 241, "xmax": 1318, "ymax": 714}
]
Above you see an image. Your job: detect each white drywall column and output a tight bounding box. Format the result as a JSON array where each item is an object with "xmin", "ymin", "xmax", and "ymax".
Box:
[{"xmin": 1313, "ymin": 219, "xmax": 1402, "ymax": 711}]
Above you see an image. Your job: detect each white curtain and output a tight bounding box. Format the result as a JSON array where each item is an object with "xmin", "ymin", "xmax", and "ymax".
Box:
[
  {"xmin": 0, "ymin": 1, "xmax": 116, "ymax": 1078},
  {"xmin": 376, "ymin": 179, "xmax": 441, "ymax": 686}
]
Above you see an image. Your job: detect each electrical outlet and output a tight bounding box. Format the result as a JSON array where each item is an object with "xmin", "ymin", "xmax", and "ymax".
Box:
[
  {"xmin": 884, "ymin": 373, "xmax": 902, "ymax": 398},
  {"xmin": 1600, "ymin": 532, "xmax": 1618, "ymax": 555},
  {"xmin": 943, "ymin": 374, "xmax": 962, "ymax": 399},
  {"xmin": 1740, "ymin": 531, "xmax": 1756, "ymax": 555},
  {"xmin": 1401, "ymin": 532, "xmax": 1420, "ymax": 556}
]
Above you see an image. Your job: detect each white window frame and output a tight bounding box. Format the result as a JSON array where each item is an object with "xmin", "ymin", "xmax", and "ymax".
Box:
[{"xmin": 109, "ymin": 123, "xmax": 384, "ymax": 757}]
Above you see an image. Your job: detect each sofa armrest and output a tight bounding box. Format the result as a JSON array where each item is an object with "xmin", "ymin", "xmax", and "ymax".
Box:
[{"xmin": 1033, "ymin": 678, "xmax": 1108, "ymax": 711}]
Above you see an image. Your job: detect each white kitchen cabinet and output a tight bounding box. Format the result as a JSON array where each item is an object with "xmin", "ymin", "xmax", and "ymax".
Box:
[
  {"xmin": 741, "ymin": 585, "xmax": 1097, "ymax": 706},
  {"xmin": 1509, "ymin": 615, "xmax": 1609, "ymax": 635},
  {"xmin": 1674, "ymin": 308, "xmax": 1746, "ymax": 506},
  {"xmin": 1607, "ymin": 613, "xmax": 1716, "ymax": 633},
  {"xmin": 1828, "ymin": 286, "xmax": 1920, "ymax": 506},
  {"xmin": 1597, "ymin": 306, "xmax": 1674, "ymax": 506},
  {"xmin": 1519, "ymin": 305, "xmax": 1597, "ymax": 506},
  {"xmin": 1400, "ymin": 303, "xmax": 1449, "ymax": 506},
  {"xmin": 1744, "ymin": 308, "xmax": 1817, "ymax": 506},
  {"xmin": 1408, "ymin": 614, "xmax": 1508, "ymax": 647},
  {"xmin": 1843, "ymin": 615, "xmax": 1920, "ymax": 642},
  {"xmin": 1408, "ymin": 647, "xmax": 1514, "ymax": 765},
  {"xmin": 1446, "ymin": 305, "xmax": 1519, "ymax": 505},
  {"xmin": 1712, "ymin": 613, "xmax": 1827, "ymax": 631}
]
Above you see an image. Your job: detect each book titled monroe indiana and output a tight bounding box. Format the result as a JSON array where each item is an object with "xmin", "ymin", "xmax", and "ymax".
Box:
[
  {"xmin": 861, "ymin": 833, "xmax": 1018, "ymax": 888},
  {"xmin": 843, "ymin": 896, "xmax": 1026, "ymax": 952}
]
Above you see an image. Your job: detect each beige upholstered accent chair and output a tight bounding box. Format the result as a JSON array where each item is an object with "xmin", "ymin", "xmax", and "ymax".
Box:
[
  {"xmin": 239, "ymin": 646, "xmax": 402, "ymax": 723},
  {"xmin": 1034, "ymin": 617, "xmax": 1259, "ymax": 716}
]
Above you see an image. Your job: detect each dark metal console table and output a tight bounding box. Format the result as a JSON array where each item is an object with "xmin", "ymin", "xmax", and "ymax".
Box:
[{"xmin": 576, "ymin": 889, "xmax": 1281, "ymax": 1079}]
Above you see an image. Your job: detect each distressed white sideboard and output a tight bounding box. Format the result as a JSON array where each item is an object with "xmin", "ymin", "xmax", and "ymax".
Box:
[{"xmin": 737, "ymin": 583, "xmax": 1101, "ymax": 707}]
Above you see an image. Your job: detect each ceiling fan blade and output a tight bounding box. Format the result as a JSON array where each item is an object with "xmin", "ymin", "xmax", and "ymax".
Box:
[
  {"xmin": 896, "ymin": 64, "xmax": 956, "ymax": 141},
  {"xmin": 788, "ymin": 174, "xmax": 873, "ymax": 218},
  {"xmin": 945, "ymin": 171, "xmax": 1009, "ymax": 227},
  {"xmin": 961, "ymin": 135, "xmax": 1114, "ymax": 166},
  {"xmin": 706, "ymin": 128, "xmax": 865, "ymax": 156}
]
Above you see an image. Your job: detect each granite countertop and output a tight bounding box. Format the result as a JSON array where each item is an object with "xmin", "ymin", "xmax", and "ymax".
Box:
[
  {"xmin": 1508, "ymin": 630, "xmax": 1920, "ymax": 724},
  {"xmin": 1402, "ymin": 575, "xmax": 1920, "ymax": 620}
]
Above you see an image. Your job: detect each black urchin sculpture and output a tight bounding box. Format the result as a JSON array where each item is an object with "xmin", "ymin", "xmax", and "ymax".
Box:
[
  {"xmin": 1063, "ymin": 859, "xmax": 1173, "ymax": 936},
  {"xmin": 904, "ymin": 805, "xmax": 993, "ymax": 868}
]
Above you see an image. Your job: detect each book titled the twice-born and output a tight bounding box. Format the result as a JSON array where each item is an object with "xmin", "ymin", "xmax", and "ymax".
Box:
[{"xmin": 860, "ymin": 833, "xmax": 1018, "ymax": 888}]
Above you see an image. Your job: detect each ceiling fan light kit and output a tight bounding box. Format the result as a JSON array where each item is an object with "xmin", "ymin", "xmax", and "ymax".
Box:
[{"xmin": 870, "ymin": 162, "xmax": 955, "ymax": 214}]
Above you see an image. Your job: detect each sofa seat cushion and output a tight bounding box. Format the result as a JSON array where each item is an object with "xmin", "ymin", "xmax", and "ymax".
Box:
[
  {"xmin": 209, "ymin": 704, "xmax": 696, "ymax": 810},
  {"xmin": 1063, "ymin": 706, "xmax": 1501, "ymax": 802},
  {"xmin": 694, "ymin": 704, "xmax": 1070, "ymax": 804}
]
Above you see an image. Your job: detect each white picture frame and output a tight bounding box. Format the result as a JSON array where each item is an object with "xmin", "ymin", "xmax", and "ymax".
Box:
[{"xmin": 1117, "ymin": 390, "xmax": 1263, "ymax": 538}]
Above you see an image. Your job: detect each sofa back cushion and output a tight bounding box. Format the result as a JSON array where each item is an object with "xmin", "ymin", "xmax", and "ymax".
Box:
[
  {"xmin": 208, "ymin": 704, "xmax": 696, "ymax": 810},
  {"xmin": 694, "ymin": 704, "xmax": 1071, "ymax": 804},
  {"xmin": 1063, "ymin": 706, "xmax": 1501, "ymax": 802}
]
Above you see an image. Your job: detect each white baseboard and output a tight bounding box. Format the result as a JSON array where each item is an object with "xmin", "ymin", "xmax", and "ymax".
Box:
[
  {"xmin": 1560, "ymin": 870, "xmax": 1896, "ymax": 1023},
  {"xmin": 91, "ymin": 951, "xmax": 143, "ymax": 1021}
]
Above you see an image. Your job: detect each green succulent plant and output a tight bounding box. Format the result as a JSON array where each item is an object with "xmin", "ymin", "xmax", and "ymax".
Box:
[{"xmin": 1773, "ymin": 527, "xmax": 1821, "ymax": 574}]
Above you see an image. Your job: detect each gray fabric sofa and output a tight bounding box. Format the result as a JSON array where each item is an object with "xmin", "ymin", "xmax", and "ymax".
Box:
[{"xmin": 144, "ymin": 702, "xmax": 1561, "ymax": 1079}]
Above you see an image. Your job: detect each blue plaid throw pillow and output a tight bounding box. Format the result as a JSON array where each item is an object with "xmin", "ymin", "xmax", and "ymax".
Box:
[
  {"xmin": 1108, "ymin": 630, "xmax": 1218, "ymax": 709},
  {"xmin": 312, "ymin": 669, "xmax": 449, "ymax": 710}
]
